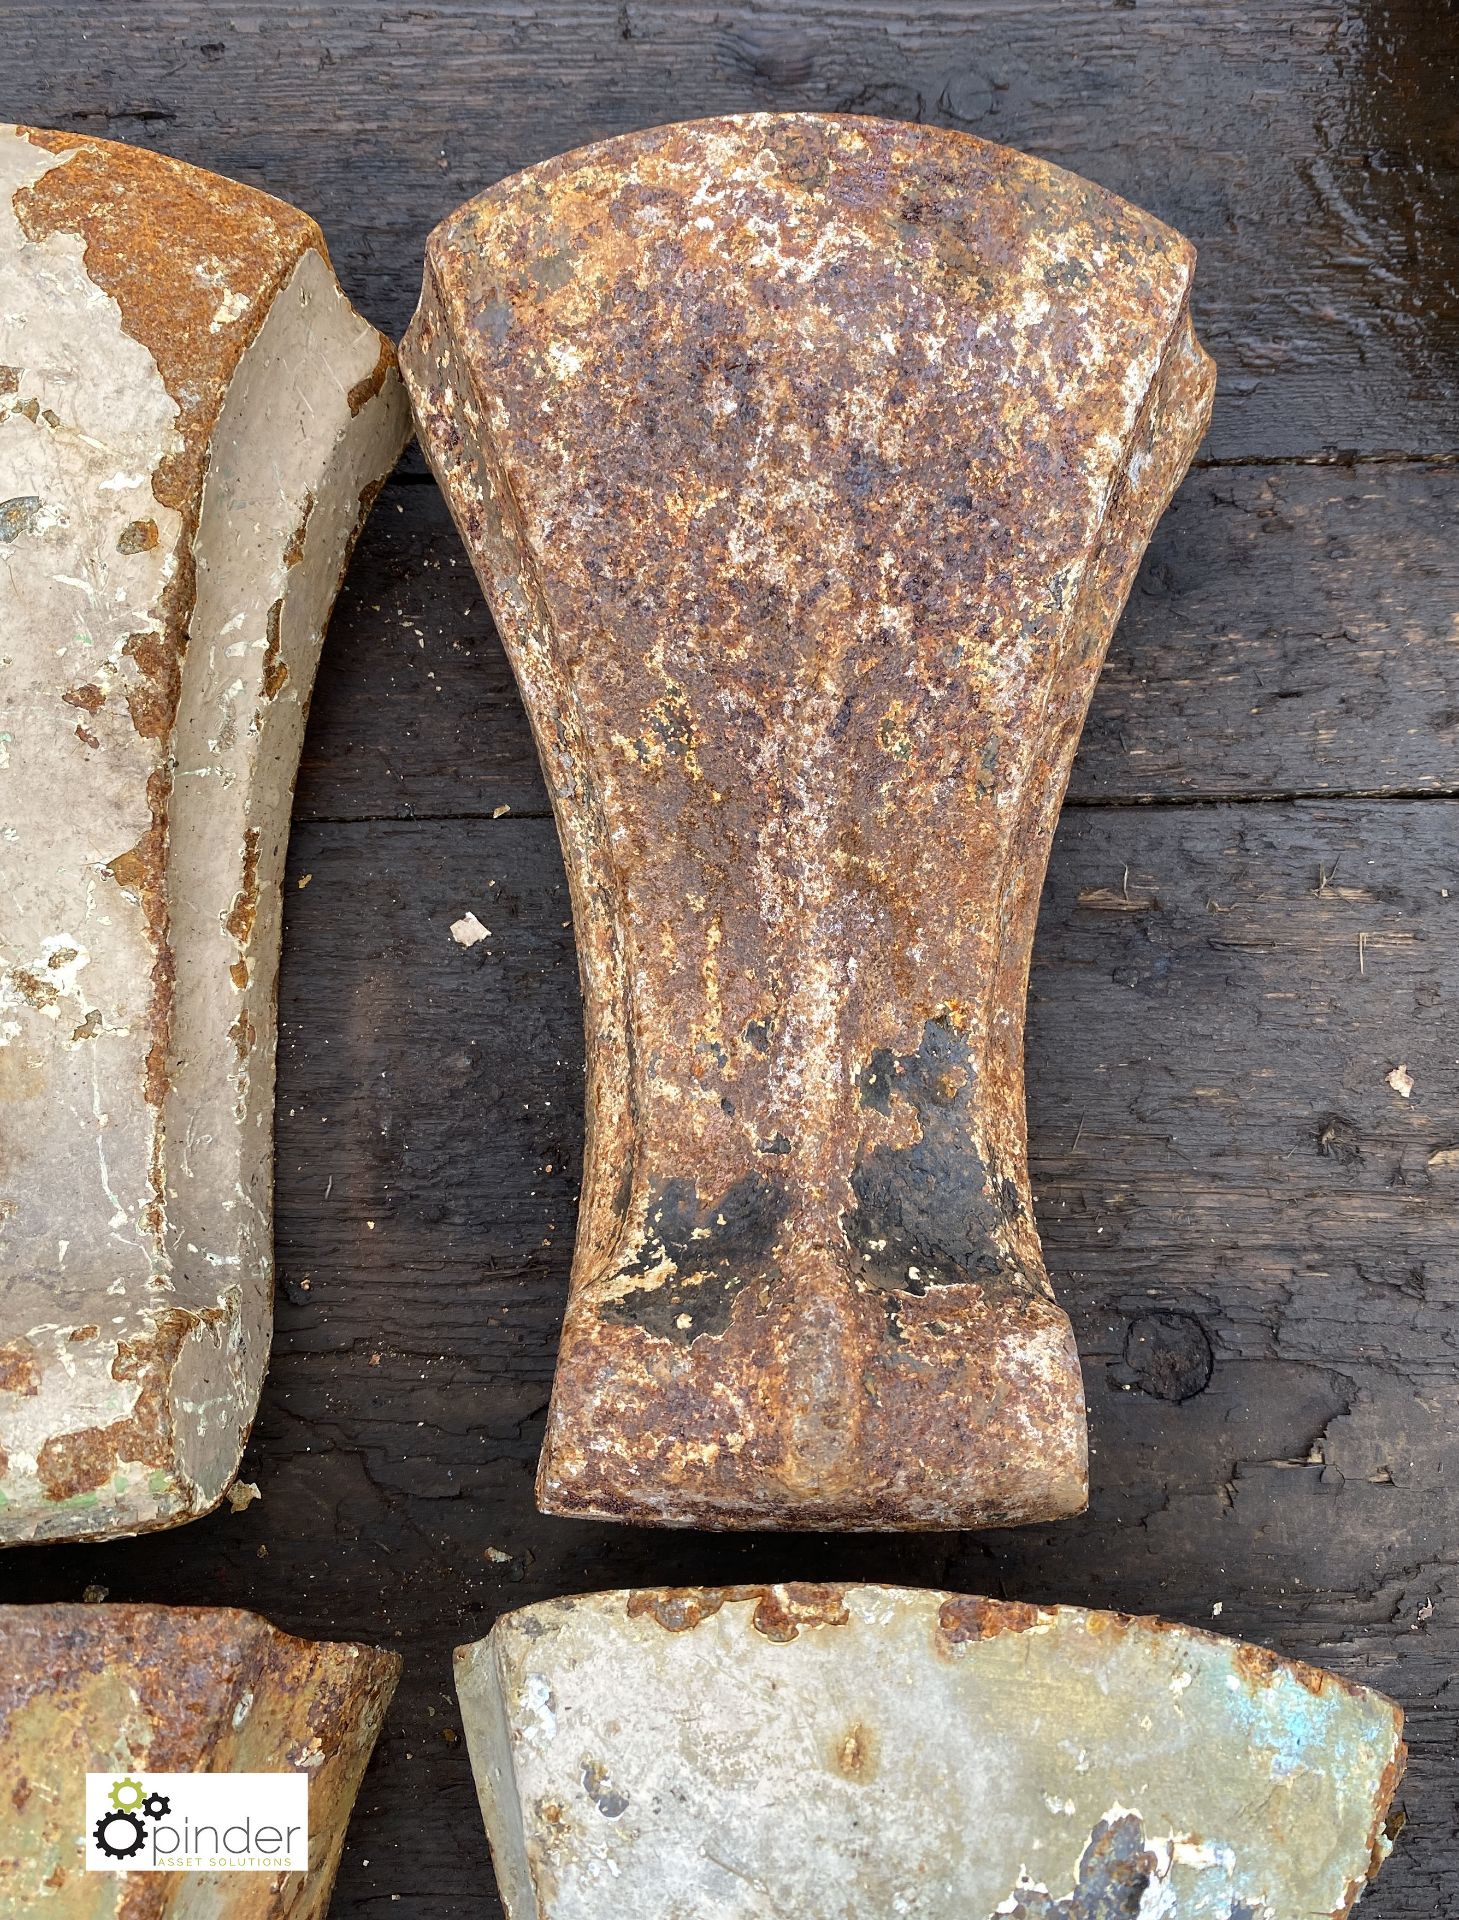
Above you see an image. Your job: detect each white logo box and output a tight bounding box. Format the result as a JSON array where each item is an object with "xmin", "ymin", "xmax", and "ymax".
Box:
[{"xmin": 85, "ymin": 1773, "xmax": 309, "ymax": 1874}]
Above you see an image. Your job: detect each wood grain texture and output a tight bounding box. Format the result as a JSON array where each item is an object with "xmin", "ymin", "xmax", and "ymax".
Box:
[
  {"xmin": 4, "ymin": 1, "xmax": 1458, "ymax": 460},
  {"xmin": 2, "ymin": 3, "xmax": 1458, "ymax": 1914}
]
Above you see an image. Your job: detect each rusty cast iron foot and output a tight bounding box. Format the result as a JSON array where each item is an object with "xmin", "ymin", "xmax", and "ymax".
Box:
[
  {"xmin": 0, "ymin": 1603, "xmax": 400, "ymax": 1913},
  {"xmin": 456, "ymin": 1585, "xmax": 1403, "ymax": 1920},
  {"xmin": 403, "ymin": 115, "xmax": 1215, "ymax": 1529},
  {"xmin": 0, "ymin": 125, "xmax": 410, "ymax": 1541}
]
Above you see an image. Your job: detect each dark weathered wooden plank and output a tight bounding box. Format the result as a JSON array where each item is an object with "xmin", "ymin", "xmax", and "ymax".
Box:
[
  {"xmin": 297, "ymin": 460, "xmax": 1459, "ymax": 823},
  {"xmin": 5, "ymin": 800, "xmax": 1457, "ymax": 1915},
  {"xmin": 7, "ymin": 0, "xmax": 1458, "ymax": 460},
  {"xmin": 1075, "ymin": 460, "xmax": 1459, "ymax": 803},
  {"xmin": 296, "ymin": 487, "xmax": 541, "ymax": 823}
]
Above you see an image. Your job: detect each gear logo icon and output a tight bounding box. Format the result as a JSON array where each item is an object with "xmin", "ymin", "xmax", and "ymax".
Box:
[
  {"xmin": 92, "ymin": 1808, "xmax": 147, "ymax": 1860},
  {"xmin": 92, "ymin": 1776, "xmax": 164, "ymax": 1864}
]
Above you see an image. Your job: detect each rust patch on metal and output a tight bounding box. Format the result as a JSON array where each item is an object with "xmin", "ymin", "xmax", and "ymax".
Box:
[
  {"xmin": 0, "ymin": 1605, "xmax": 400, "ymax": 1914},
  {"xmin": 103, "ymin": 766, "xmax": 174, "ymax": 1112},
  {"xmin": 832, "ymin": 1721, "xmax": 876, "ymax": 1780},
  {"xmin": 15, "ymin": 128, "xmax": 321, "ymax": 521},
  {"xmin": 627, "ymin": 1582, "xmax": 850, "ymax": 1640},
  {"xmin": 223, "ymin": 827, "xmax": 262, "ymax": 1049},
  {"xmin": 104, "ymin": 828, "xmax": 157, "ymax": 901},
  {"xmin": 229, "ymin": 1007, "xmax": 257, "ymax": 1060},
  {"xmin": 750, "ymin": 1583, "xmax": 852, "ymax": 1641},
  {"xmin": 61, "ymin": 681, "xmax": 104, "ymax": 713},
  {"xmin": 261, "ymin": 596, "xmax": 290, "ymax": 697},
  {"xmin": 0, "ymin": 1340, "xmax": 40, "ymax": 1396},
  {"xmin": 1233, "ymin": 1639, "xmax": 1329, "ymax": 1697},
  {"xmin": 32, "ymin": 1307, "xmax": 225, "ymax": 1502},
  {"xmin": 625, "ymin": 1589, "xmax": 730, "ymax": 1633},
  {"xmin": 111, "ymin": 746, "xmax": 175, "ymax": 1157},
  {"xmin": 35, "ymin": 1420, "xmax": 131, "ymax": 1500},
  {"xmin": 402, "ymin": 113, "xmax": 1215, "ymax": 1529},
  {"xmin": 355, "ymin": 472, "xmax": 388, "ymax": 526},
  {"xmin": 5, "ymin": 966, "xmax": 59, "ymax": 1013},
  {"xmin": 346, "ymin": 333, "xmax": 396, "ymax": 417},
  {"xmin": 938, "ymin": 1595, "xmax": 1045, "ymax": 1646},
  {"xmin": 120, "ymin": 627, "xmax": 180, "ymax": 741},
  {"xmin": 223, "ymin": 826, "xmax": 262, "ymax": 947},
  {"xmin": 283, "ymin": 488, "xmax": 316, "ymax": 568},
  {"xmin": 1344, "ymin": 1742, "xmax": 1410, "ymax": 1916},
  {"xmin": 624, "ymin": 1588, "xmax": 737, "ymax": 1633},
  {"xmin": 116, "ymin": 516, "xmax": 159, "ymax": 553}
]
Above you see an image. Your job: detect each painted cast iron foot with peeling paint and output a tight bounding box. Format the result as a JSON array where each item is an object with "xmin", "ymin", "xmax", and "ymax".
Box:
[
  {"xmin": 402, "ymin": 114, "xmax": 1216, "ymax": 1529},
  {"xmin": 0, "ymin": 125, "xmax": 411, "ymax": 1541},
  {"xmin": 0, "ymin": 1604, "xmax": 399, "ymax": 1914},
  {"xmin": 456, "ymin": 1585, "xmax": 1403, "ymax": 1920}
]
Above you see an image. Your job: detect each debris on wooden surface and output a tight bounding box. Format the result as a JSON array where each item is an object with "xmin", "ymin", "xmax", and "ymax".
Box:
[
  {"xmin": 451, "ymin": 912, "xmax": 491, "ymax": 947},
  {"xmin": 1077, "ymin": 880, "xmax": 1162, "ymax": 914},
  {"xmin": 456, "ymin": 1584, "xmax": 1403, "ymax": 1920},
  {"xmin": 0, "ymin": 1603, "xmax": 400, "ymax": 1915},
  {"xmin": 403, "ymin": 113, "xmax": 1214, "ymax": 1529},
  {"xmin": 1387, "ymin": 1063, "xmax": 1415, "ymax": 1099},
  {"xmin": 0, "ymin": 123, "xmax": 410, "ymax": 1542}
]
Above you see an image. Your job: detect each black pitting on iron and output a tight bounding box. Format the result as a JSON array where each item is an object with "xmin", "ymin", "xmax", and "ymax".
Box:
[
  {"xmin": 995, "ymin": 1812, "xmax": 1155, "ymax": 1919},
  {"xmin": 601, "ymin": 1171, "xmax": 788, "ymax": 1342},
  {"xmin": 849, "ymin": 1018, "xmax": 1030, "ymax": 1299}
]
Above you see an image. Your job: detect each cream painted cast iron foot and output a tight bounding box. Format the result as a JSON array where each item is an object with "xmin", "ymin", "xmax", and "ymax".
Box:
[
  {"xmin": 0, "ymin": 125, "xmax": 410, "ymax": 1540},
  {"xmin": 456, "ymin": 1585, "xmax": 1403, "ymax": 1920},
  {"xmin": 0, "ymin": 1603, "xmax": 399, "ymax": 1914},
  {"xmin": 403, "ymin": 114, "xmax": 1216, "ymax": 1530}
]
